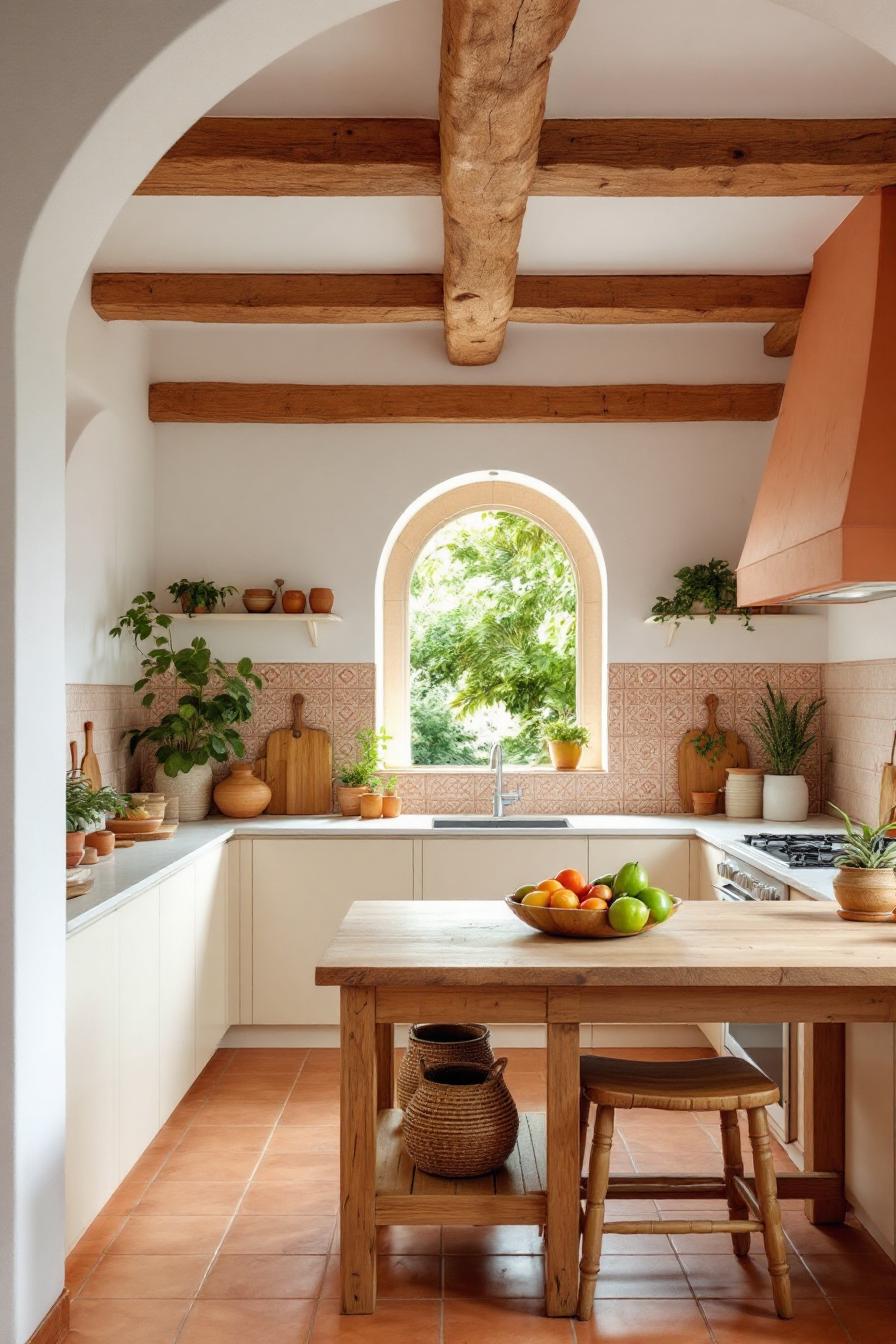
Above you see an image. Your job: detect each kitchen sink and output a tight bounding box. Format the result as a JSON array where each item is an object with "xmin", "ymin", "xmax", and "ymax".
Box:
[{"xmin": 431, "ymin": 817, "xmax": 570, "ymax": 829}]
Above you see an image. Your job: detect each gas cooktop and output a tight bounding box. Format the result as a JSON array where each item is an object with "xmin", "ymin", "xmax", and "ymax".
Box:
[{"xmin": 742, "ymin": 833, "xmax": 845, "ymax": 868}]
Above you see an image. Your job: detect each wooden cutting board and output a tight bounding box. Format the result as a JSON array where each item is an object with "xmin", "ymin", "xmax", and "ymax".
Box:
[
  {"xmin": 879, "ymin": 729, "xmax": 896, "ymax": 829},
  {"xmin": 80, "ymin": 721, "xmax": 102, "ymax": 790},
  {"xmin": 262, "ymin": 693, "xmax": 332, "ymax": 815},
  {"xmin": 678, "ymin": 693, "xmax": 749, "ymax": 811}
]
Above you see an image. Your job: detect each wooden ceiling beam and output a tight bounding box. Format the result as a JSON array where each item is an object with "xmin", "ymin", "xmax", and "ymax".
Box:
[
  {"xmin": 763, "ymin": 316, "xmax": 801, "ymax": 358},
  {"xmin": 148, "ymin": 382, "xmax": 784, "ymax": 424},
  {"xmin": 136, "ymin": 117, "xmax": 896, "ymax": 197},
  {"xmin": 438, "ymin": 0, "xmax": 581, "ymax": 365},
  {"xmin": 93, "ymin": 271, "xmax": 808, "ymax": 329}
]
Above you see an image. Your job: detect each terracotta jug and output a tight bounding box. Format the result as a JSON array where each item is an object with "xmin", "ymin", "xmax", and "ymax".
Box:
[
  {"xmin": 282, "ymin": 589, "xmax": 306, "ymax": 614},
  {"xmin": 309, "ymin": 588, "xmax": 334, "ymax": 614},
  {"xmin": 213, "ymin": 762, "xmax": 272, "ymax": 818}
]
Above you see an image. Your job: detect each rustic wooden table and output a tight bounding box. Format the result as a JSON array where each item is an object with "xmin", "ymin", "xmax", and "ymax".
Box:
[{"xmin": 315, "ymin": 899, "xmax": 896, "ymax": 1317}]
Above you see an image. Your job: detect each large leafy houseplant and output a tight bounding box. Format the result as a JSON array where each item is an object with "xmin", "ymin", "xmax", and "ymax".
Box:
[
  {"xmin": 829, "ymin": 805, "xmax": 896, "ymax": 917},
  {"xmin": 749, "ymin": 682, "xmax": 825, "ymax": 822},
  {"xmin": 111, "ymin": 591, "xmax": 261, "ymax": 779},
  {"xmin": 651, "ymin": 559, "xmax": 754, "ymax": 631}
]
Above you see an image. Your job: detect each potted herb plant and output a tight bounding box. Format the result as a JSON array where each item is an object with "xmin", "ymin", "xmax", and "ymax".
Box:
[
  {"xmin": 750, "ymin": 682, "xmax": 825, "ymax": 822},
  {"xmin": 830, "ymin": 806, "xmax": 896, "ymax": 920},
  {"xmin": 690, "ymin": 728, "xmax": 725, "ymax": 813},
  {"xmin": 545, "ymin": 717, "xmax": 590, "ymax": 771},
  {"xmin": 382, "ymin": 775, "xmax": 402, "ymax": 819},
  {"xmin": 359, "ymin": 780, "xmax": 384, "ymax": 820},
  {"xmin": 336, "ymin": 727, "xmax": 390, "ymax": 816},
  {"xmin": 66, "ymin": 775, "xmax": 130, "ymax": 866},
  {"xmin": 111, "ymin": 591, "xmax": 261, "ymax": 820},
  {"xmin": 168, "ymin": 578, "xmax": 237, "ymax": 616},
  {"xmin": 651, "ymin": 559, "xmax": 754, "ymax": 632}
]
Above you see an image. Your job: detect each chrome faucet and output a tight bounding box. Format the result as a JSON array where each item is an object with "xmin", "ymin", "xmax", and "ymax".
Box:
[{"xmin": 490, "ymin": 741, "xmax": 521, "ymax": 818}]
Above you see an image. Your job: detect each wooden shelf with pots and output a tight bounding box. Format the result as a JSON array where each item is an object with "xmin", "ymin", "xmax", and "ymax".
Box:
[{"xmin": 169, "ymin": 612, "xmax": 342, "ymax": 647}]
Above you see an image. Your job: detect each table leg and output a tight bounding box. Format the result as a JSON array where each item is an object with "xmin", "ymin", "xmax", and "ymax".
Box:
[
  {"xmin": 340, "ymin": 986, "xmax": 377, "ymax": 1312},
  {"xmin": 546, "ymin": 1021, "xmax": 580, "ymax": 1316},
  {"xmin": 803, "ymin": 1022, "xmax": 846, "ymax": 1224},
  {"xmin": 376, "ymin": 1022, "xmax": 395, "ymax": 1109}
]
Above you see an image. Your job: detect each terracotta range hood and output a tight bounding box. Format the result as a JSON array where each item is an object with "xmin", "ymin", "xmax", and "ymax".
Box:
[{"xmin": 737, "ymin": 189, "xmax": 896, "ymax": 606}]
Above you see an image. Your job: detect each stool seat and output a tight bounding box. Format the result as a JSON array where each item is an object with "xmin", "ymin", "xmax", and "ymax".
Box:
[{"xmin": 580, "ymin": 1053, "xmax": 779, "ymax": 1112}]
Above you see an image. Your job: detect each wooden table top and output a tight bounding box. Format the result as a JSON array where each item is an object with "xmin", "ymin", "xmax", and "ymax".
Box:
[{"xmin": 315, "ymin": 900, "xmax": 896, "ymax": 988}]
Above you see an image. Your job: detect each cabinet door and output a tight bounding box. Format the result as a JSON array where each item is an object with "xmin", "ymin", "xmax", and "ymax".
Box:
[
  {"xmin": 252, "ymin": 839, "xmax": 414, "ymax": 1025},
  {"xmin": 159, "ymin": 867, "xmax": 196, "ymax": 1120},
  {"xmin": 586, "ymin": 837, "xmax": 690, "ymax": 898},
  {"xmin": 118, "ymin": 888, "xmax": 161, "ymax": 1176},
  {"xmin": 421, "ymin": 837, "xmax": 589, "ymax": 902},
  {"xmin": 66, "ymin": 918, "xmax": 119, "ymax": 1250},
  {"xmin": 846, "ymin": 1024, "xmax": 896, "ymax": 1256},
  {"xmin": 195, "ymin": 846, "xmax": 229, "ymax": 1072}
]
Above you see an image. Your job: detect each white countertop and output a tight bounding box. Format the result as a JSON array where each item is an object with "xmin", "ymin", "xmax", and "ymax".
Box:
[{"xmin": 65, "ymin": 813, "xmax": 845, "ymax": 934}]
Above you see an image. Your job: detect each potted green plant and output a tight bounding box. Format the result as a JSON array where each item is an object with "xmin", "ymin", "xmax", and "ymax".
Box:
[
  {"xmin": 66, "ymin": 775, "xmax": 130, "ymax": 866},
  {"xmin": 359, "ymin": 779, "xmax": 384, "ymax": 820},
  {"xmin": 336, "ymin": 727, "xmax": 390, "ymax": 816},
  {"xmin": 750, "ymin": 682, "xmax": 825, "ymax": 822},
  {"xmin": 651, "ymin": 559, "xmax": 754, "ymax": 632},
  {"xmin": 545, "ymin": 717, "xmax": 590, "ymax": 770},
  {"xmin": 111, "ymin": 591, "xmax": 261, "ymax": 820},
  {"xmin": 830, "ymin": 806, "xmax": 896, "ymax": 920},
  {"xmin": 382, "ymin": 775, "xmax": 402, "ymax": 819},
  {"xmin": 167, "ymin": 578, "xmax": 237, "ymax": 616},
  {"xmin": 691, "ymin": 729, "xmax": 726, "ymax": 813}
]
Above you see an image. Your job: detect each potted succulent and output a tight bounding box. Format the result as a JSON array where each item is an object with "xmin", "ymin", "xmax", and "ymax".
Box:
[
  {"xmin": 545, "ymin": 716, "xmax": 590, "ymax": 770},
  {"xmin": 111, "ymin": 591, "xmax": 261, "ymax": 820},
  {"xmin": 167, "ymin": 578, "xmax": 237, "ymax": 616},
  {"xmin": 359, "ymin": 781, "xmax": 384, "ymax": 820},
  {"xmin": 830, "ymin": 806, "xmax": 896, "ymax": 920},
  {"xmin": 651, "ymin": 558, "xmax": 754, "ymax": 632},
  {"xmin": 336, "ymin": 727, "xmax": 390, "ymax": 816},
  {"xmin": 382, "ymin": 775, "xmax": 402, "ymax": 819},
  {"xmin": 66, "ymin": 775, "xmax": 131, "ymax": 866},
  {"xmin": 750, "ymin": 682, "xmax": 825, "ymax": 822}
]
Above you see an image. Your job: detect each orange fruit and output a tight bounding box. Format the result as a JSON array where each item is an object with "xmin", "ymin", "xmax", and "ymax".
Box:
[
  {"xmin": 555, "ymin": 868, "xmax": 587, "ymax": 897},
  {"xmin": 522, "ymin": 889, "xmax": 551, "ymax": 907},
  {"xmin": 590, "ymin": 884, "xmax": 613, "ymax": 903},
  {"xmin": 579, "ymin": 896, "xmax": 608, "ymax": 911},
  {"xmin": 537, "ymin": 878, "xmax": 564, "ymax": 893},
  {"xmin": 549, "ymin": 889, "xmax": 581, "ymax": 910}
]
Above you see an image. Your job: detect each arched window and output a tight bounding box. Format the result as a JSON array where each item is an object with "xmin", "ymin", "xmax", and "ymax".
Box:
[{"xmin": 376, "ymin": 473, "xmax": 607, "ymax": 771}]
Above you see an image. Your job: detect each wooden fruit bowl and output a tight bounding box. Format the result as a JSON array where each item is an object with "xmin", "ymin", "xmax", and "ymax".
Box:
[
  {"xmin": 107, "ymin": 816, "xmax": 163, "ymax": 838},
  {"xmin": 504, "ymin": 893, "xmax": 682, "ymax": 939}
]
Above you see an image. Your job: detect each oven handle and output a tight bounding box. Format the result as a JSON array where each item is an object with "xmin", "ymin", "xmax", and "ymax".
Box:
[{"xmin": 717, "ymin": 883, "xmax": 754, "ymax": 901}]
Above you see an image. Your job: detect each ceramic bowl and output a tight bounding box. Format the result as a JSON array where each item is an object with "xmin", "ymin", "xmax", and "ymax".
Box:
[
  {"xmin": 243, "ymin": 588, "xmax": 276, "ymax": 613},
  {"xmin": 106, "ymin": 817, "xmax": 163, "ymax": 837},
  {"xmin": 504, "ymin": 893, "xmax": 681, "ymax": 939}
]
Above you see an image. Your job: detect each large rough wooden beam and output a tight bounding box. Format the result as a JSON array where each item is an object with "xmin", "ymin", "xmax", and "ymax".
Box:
[
  {"xmin": 763, "ymin": 316, "xmax": 801, "ymax": 358},
  {"xmin": 439, "ymin": 0, "xmax": 581, "ymax": 365},
  {"xmin": 148, "ymin": 382, "xmax": 784, "ymax": 424}
]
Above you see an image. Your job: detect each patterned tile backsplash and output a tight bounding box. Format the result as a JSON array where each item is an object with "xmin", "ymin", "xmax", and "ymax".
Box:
[
  {"xmin": 65, "ymin": 684, "xmax": 148, "ymax": 793},
  {"xmin": 823, "ymin": 660, "xmax": 896, "ymax": 826},
  {"xmin": 67, "ymin": 661, "xmax": 827, "ymax": 815}
]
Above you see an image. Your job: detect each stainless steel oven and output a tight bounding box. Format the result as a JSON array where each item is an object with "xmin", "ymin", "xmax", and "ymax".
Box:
[{"xmin": 714, "ymin": 856, "xmax": 795, "ymax": 1142}]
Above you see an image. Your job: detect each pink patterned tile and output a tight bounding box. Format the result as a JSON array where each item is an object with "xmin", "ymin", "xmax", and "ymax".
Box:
[
  {"xmin": 623, "ymin": 664, "xmax": 663, "ymax": 688},
  {"xmin": 693, "ymin": 688, "xmax": 736, "ymax": 731},
  {"xmin": 623, "ymin": 689, "xmax": 662, "ymax": 734},
  {"xmin": 333, "ymin": 663, "xmax": 375, "ymax": 690},
  {"xmin": 661, "ymin": 690, "xmax": 693, "ymax": 736},
  {"xmin": 693, "ymin": 664, "xmax": 736, "ymax": 690},
  {"xmin": 575, "ymin": 773, "xmax": 623, "ymax": 809},
  {"xmin": 623, "ymin": 776, "xmax": 663, "ymax": 807},
  {"xmin": 289, "ymin": 663, "xmax": 333, "ymax": 689},
  {"xmin": 425, "ymin": 774, "xmax": 476, "ymax": 814},
  {"xmin": 663, "ymin": 664, "xmax": 693, "ymax": 688},
  {"xmin": 332, "ymin": 690, "xmax": 374, "ymax": 733},
  {"xmin": 298, "ymin": 691, "xmax": 333, "ymax": 731},
  {"xmin": 623, "ymin": 736, "xmax": 662, "ymax": 774},
  {"xmin": 608, "ymin": 664, "xmax": 624, "ymax": 689},
  {"xmin": 382, "ymin": 772, "xmax": 426, "ymax": 812},
  {"xmin": 607, "ymin": 689, "xmax": 624, "ymax": 738},
  {"xmin": 732, "ymin": 663, "xmax": 781, "ymax": 689},
  {"xmin": 253, "ymin": 663, "xmax": 293, "ymax": 690},
  {"xmin": 530, "ymin": 774, "xmax": 578, "ymax": 814},
  {"xmin": 780, "ymin": 663, "xmax": 822, "ymax": 690}
]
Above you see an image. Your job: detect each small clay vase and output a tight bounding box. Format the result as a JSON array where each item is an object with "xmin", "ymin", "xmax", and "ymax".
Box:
[
  {"xmin": 692, "ymin": 790, "xmax": 720, "ymax": 816},
  {"xmin": 382, "ymin": 795, "xmax": 402, "ymax": 819},
  {"xmin": 337, "ymin": 786, "xmax": 368, "ymax": 817},
  {"xmin": 359, "ymin": 792, "xmax": 384, "ymax": 820},
  {"xmin": 309, "ymin": 588, "xmax": 334, "ymax": 614},
  {"xmin": 213, "ymin": 762, "xmax": 272, "ymax": 818},
  {"xmin": 282, "ymin": 589, "xmax": 307, "ymax": 614},
  {"xmin": 66, "ymin": 831, "xmax": 86, "ymax": 869},
  {"xmin": 85, "ymin": 829, "xmax": 115, "ymax": 857}
]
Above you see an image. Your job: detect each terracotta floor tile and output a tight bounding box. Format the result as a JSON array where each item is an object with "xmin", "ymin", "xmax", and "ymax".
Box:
[
  {"xmin": 322, "ymin": 1255, "xmax": 442, "ymax": 1299},
  {"xmin": 600, "ymin": 1231, "xmax": 673, "ymax": 1254},
  {"xmin": 101, "ymin": 1176, "xmax": 154, "ymax": 1216},
  {"xmin": 65, "ymin": 1255, "xmax": 98, "ymax": 1297},
  {"xmin": 680, "ymin": 1251, "xmax": 821, "ymax": 1299},
  {"xmin": 829, "ymin": 1297, "xmax": 896, "ymax": 1343},
  {"xmin": 310, "ymin": 1298, "xmax": 440, "ymax": 1343},
  {"xmin": 700, "ymin": 1297, "xmax": 853, "ymax": 1342},
  {"xmin": 255, "ymin": 1152, "xmax": 339, "ymax": 1182},
  {"xmin": 157, "ymin": 1149, "xmax": 261, "ymax": 1182},
  {"xmin": 330, "ymin": 1225, "xmax": 442, "ymax": 1255},
  {"xmin": 801, "ymin": 1252, "xmax": 896, "ymax": 1299},
  {"xmin": 281, "ymin": 1100, "xmax": 344, "ymax": 1127},
  {"xmin": 444, "ymin": 1254, "xmax": 544, "ymax": 1298},
  {"xmin": 269, "ymin": 1125, "xmax": 339, "ymax": 1154},
  {"xmin": 199, "ymin": 1099, "xmax": 284, "ymax": 1126},
  {"xmin": 107, "ymin": 1214, "xmax": 230, "ymax": 1257},
  {"xmin": 227, "ymin": 1048, "xmax": 308, "ymax": 1071},
  {"xmin": 781, "ymin": 1211, "xmax": 884, "ymax": 1257},
  {"xmin": 242, "ymin": 1179, "xmax": 338, "ymax": 1216},
  {"xmin": 80, "ymin": 1254, "xmax": 210, "ymax": 1299},
  {"xmin": 200, "ymin": 1252, "xmax": 327, "ymax": 1298},
  {"xmin": 67, "ymin": 1298, "xmax": 191, "ymax": 1343},
  {"xmin": 574, "ymin": 1299, "xmax": 713, "ymax": 1341},
  {"xmin": 222, "ymin": 1214, "xmax": 336, "ymax": 1255},
  {"xmin": 179, "ymin": 1298, "xmax": 315, "ymax": 1344},
  {"xmin": 174, "ymin": 1125, "xmax": 272, "ymax": 1155},
  {"xmin": 593, "ymin": 1254, "xmax": 692, "ymax": 1299},
  {"xmin": 136, "ymin": 1181, "xmax": 246, "ymax": 1216},
  {"xmin": 70, "ymin": 1214, "xmax": 127, "ymax": 1258},
  {"xmin": 442, "ymin": 1225, "xmax": 544, "ymax": 1255},
  {"xmin": 444, "ymin": 1297, "xmax": 573, "ymax": 1343}
]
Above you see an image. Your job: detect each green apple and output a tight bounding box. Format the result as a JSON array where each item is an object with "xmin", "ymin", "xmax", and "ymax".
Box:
[
  {"xmin": 637, "ymin": 887, "xmax": 675, "ymax": 923},
  {"xmin": 612, "ymin": 861, "xmax": 649, "ymax": 898},
  {"xmin": 608, "ymin": 896, "xmax": 650, "ymax": 935}
]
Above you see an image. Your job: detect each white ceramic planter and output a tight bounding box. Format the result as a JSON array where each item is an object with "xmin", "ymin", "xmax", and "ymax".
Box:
[
  {"xmin": 762, "ymin": 774, "xmax": 809, "ymax": 822},
  {"xmin": 154, "ymin": 761, "xmax": 214, "ymax": 821}
]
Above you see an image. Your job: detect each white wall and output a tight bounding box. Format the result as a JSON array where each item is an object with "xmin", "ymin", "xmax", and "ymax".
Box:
[{"xmin": 66, "ymin": 284, "xmax": 155, "ymax": 684}]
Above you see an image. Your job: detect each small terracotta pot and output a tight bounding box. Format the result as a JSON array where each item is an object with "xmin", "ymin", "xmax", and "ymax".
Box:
[
  {"xmin": 382, "ymin": 795, "xmax": 402, "ymax": 819},
  {"xmin": 309, "ymin": 588, "xmax": 334, "ymax": 614},
  {"xmin": 337, "ymin": 785, "xmax": 369, "ymax": 817},
  {"xmin": 359, "ymin": 792, "xmax": 384, "ymax": 820},
  {"xmin": 833, "ymin": 867, "xmax": 896, "ymax": 919},
  {"xmin": 85, "ymin": 829, "xmax": 115, "ymax": 857},
  {"xmin": 692, "ymin": 790, "xmax": 719, "ymax": 816},
  {"xmin": 243, "ymin": 588, "xmax": 276, "ymax": 613},
  {"xmin": 547, "ymin": 739, "xmax": 582, "ymax": 771},
  {"xmin": 282, "ymin": 589, "xmax": 307, "ymax": 614},
  {"xmin": 66, "ymin": 831, "xmax": 86, "ymax": 869},
  {"xmin": 179, "ymin": 594, "xmax": 208, "ymax": 614},
  {"xmin": 214, "ymin": 762, "xmax": 272, "ymax": 818}
]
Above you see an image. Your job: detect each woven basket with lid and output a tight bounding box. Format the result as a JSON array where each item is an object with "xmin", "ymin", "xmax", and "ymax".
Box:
[
  {"xmin": 403, "ymin": 1058, "xmax": 519, "ymax": 1178},
  {"xmin": 397, "ymin": 1022, "xmax": 493, "ymax": 1109}
]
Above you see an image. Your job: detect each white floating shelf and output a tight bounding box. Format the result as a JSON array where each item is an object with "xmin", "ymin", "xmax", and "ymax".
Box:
[
  {"xmin": 169, "ymin": 611, "xmax": 342, "ymax": 647},
  {"xmin": 643, "ymin": 613, "xmax": 817, "ymax": 648}
]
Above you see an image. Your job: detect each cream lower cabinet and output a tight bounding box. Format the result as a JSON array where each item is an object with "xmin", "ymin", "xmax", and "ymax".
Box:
[
  {"xmin": 252, "ymin": 839, "xmax": 414, "ymax": 1024},
  {"xmin": 118, "ymin": 885, "xmax": 161, "ymax": 1176},
  {"xmin": 421, "ymin": 837, "xmax": 589, "ymax": 901},
  {"xmin": 846, "ymin": 1024, "xmax": 896, "ymax": 1258},
  {"xmin": 586, "ymin": 837, "xmax": 690, "ymax": 897},
  {"xmin": 195, "ymin": 846, "xmax": 229, "ymax": 1074},
  {"xmin": 159, "ymin": 867, "xmax": 197, "ymax": 1121}
]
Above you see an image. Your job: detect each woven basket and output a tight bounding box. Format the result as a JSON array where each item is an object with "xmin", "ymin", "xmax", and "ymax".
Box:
[
  {"xmin": 402, "ymin": 1058, "xmax": 519, "ymax": 1178},
  {"xmin": 397, "ymin": 1023, "xmax": 493, "ymax": 1109}
]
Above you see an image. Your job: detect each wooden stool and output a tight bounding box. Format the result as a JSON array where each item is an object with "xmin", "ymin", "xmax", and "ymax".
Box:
[{"xmin": 577, "ymin": 1054, "xmax": 793, "ymax": 1322}]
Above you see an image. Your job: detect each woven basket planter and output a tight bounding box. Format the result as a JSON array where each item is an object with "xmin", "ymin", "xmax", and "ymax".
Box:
[
  {"xmin": 403, "ymin": 1058, "xmax": 519, "ymax": 1179},
  {"xmin": 397, "ymin": 1023, "xmax": 493, "ymax": 1109}
]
